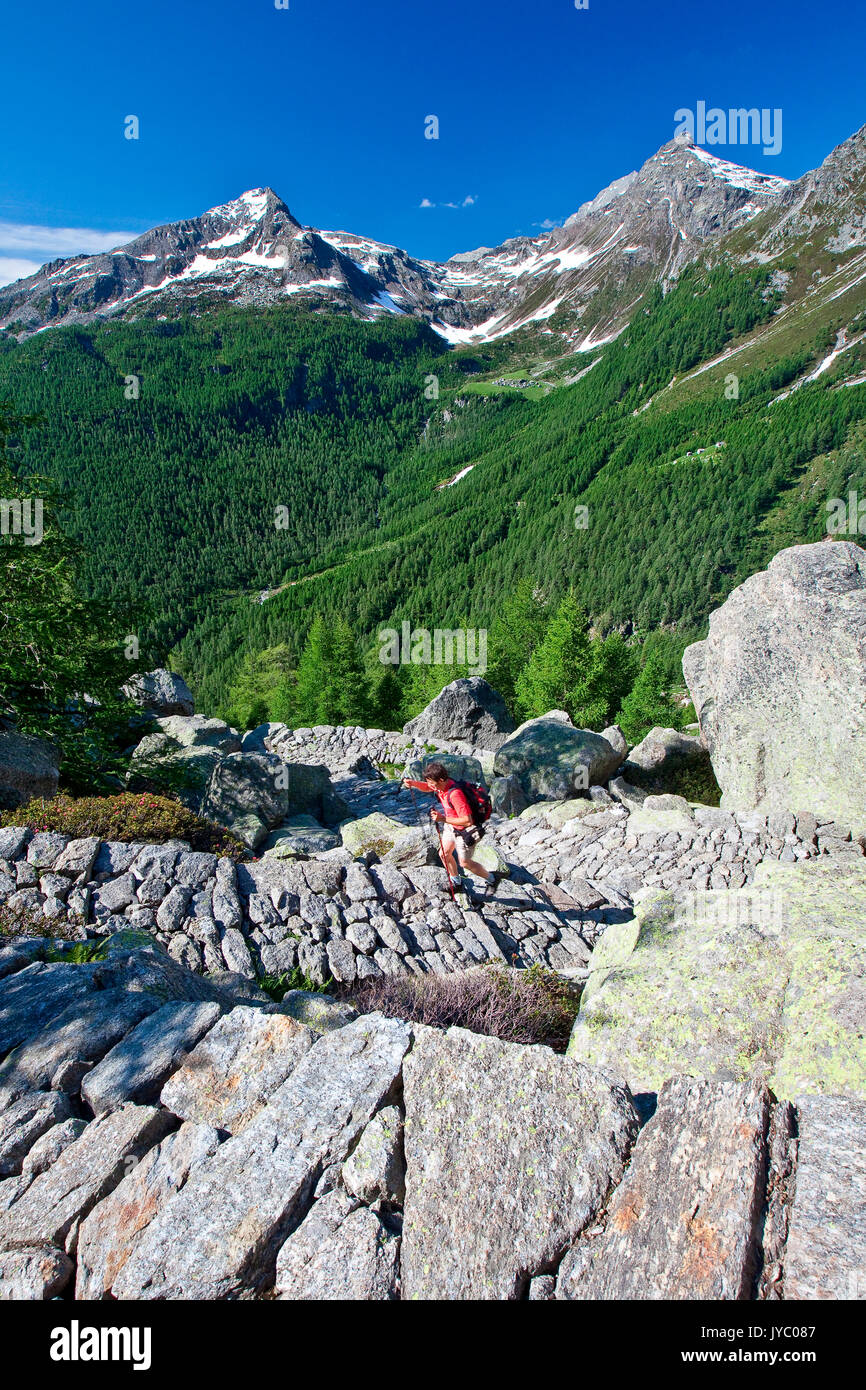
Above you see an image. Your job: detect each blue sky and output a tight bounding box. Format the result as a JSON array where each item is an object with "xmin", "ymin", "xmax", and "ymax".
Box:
[{"xmin": 1, "ymin": 0, "xmax": 864, "ymax": 284}]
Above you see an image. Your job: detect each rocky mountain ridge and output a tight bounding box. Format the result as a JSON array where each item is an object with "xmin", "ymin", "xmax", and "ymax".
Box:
[{"xmin": 0, "ymin": 136, "xmax": 794, "ymax": 346}]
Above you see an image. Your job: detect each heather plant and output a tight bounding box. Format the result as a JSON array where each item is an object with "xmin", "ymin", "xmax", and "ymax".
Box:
[
  {"xmin": 343, "ymin": 962, "xmax": 580, "ymax": 1052},
  {"xmin": 1, "ymin": 793, "xmax": 249, "ymax": 859}
]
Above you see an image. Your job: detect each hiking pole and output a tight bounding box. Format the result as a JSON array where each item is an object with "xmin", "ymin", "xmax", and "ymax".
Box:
[
  {"xmin": 405, "ymin": 780, "xmax": 457, "ymax": 904},
  {"xmin": 433, "ymin": 815, "xmax": 457, "ymax": 904}
]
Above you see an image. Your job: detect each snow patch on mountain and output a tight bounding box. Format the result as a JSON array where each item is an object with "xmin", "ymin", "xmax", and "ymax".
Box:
[{"xmin": 691, "ymin": 147, "xmax": 790, "ymax": 196}]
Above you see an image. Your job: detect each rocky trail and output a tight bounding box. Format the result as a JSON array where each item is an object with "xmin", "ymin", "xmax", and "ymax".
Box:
[{"xmin": 1, "ymin": 540, "xmax": 865, "ymax": 1300}]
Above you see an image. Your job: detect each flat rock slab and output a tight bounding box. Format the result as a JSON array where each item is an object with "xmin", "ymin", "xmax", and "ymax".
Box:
[
  {"xmin": 160, "ymin": 1007, "xmax": 315, "ymax": 1134},
  {"xmin": 0, "ymin": 989, "xmax": 159, "ymax": 1106},
  {"xmin": 400, "ymin": 1025, "xmax": 638, "ymax": 1300},
  {"xmin": 556, "ymin": 1077, "xmax": 770, "ymax": 1299},
  {"xmin": 275, "ymin": 1188, "xmax": 400, "ymax": 1300},
  {"xmin": 81, "ymin": 1001, "xmax": 222, "ymax": 1114},
  {"xmin": 784, "ymin": 1094, "xmax": 866, "ymax": 1300},
  {"xmin": 0, "ymin": 1090, "xmax": 73, "ymax": 1177},
  {"xmin": 0, "ymin": 962, "xmax": 99, "ymax": 1056},
  {"xmin": 342, "ymin": 1104, "xmax": 405, "ymax": 1205},
  {"xmin": 569, "ymin": 861, "xmax": 866, "ymax": 1100},
  {"xmin": 0, "ymin": 1103, "xmax": 173, "ymax": 1254},
  {"xmin": 0, "ymin": 1243, "xmax": 74, "ymax": 1300},
  {"xmin": 111, "ymin": 1013, "xmax": 412, "ymax": 1299},
  {"xmin": 75, "ymin": 1120, "xmax": 220, "ymax": 1300}
]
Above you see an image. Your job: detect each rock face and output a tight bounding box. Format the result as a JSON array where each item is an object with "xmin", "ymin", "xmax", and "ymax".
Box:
[
  {"xmin": 111, "ymin": 1014, "xmax": 411, "ymax": 1298},
  {"xmin": 494, "ymin": 713, "xmax": 623, "ymax": 802},
  {"xmin": 556, "ymin": 1078, "xmax": 771, "ymax": 1299},
  {"xmin": 123, "ymin": 669, "xmax": 194, "ymax": 718},
  {"xmin": 74, "ymin": 1121, "xmax": 220, "ymax": 1300},
  {"xmin": 274, "ymin": 1189, "xmax": 400, "ymax": 1300},
  {"xmin": 0, "ymin": 1244, "xmax": 74, "ymax": 1300},
  {"xmin": 783, "ymin": 1094, "xmax": 866, "ymax": 1300},
  {"xmin": 683, "ymin": 541, "xmax": 866, "ymax": 835},
  {"xmin": 403, "ymin": 678, "xmax": 515, "ymax": 751},
  {"xmin": 568, "ymin": 860, "xmax": 866, "ymax": 1100},
  {"xmin": 160, "ymin": 1008, "xmax": 315, "ymax": 1134},
  {"xmin": 0, "ymin": 923, "xmax": 865, "ymax": 1302},
  {"xmin": 0, "ymin": 732, "xmax": 59, "ymax": 810},
  {"xmin": 80, "ymin": 1001, "xmax": 222, "ymax": 1114},
  {"xmin": 400, "ymin": 1025, "xmax": 638, "ymax": 1300},
  {"xmin": 0, "ymin": 1103, "xmax": 174, "ymax": 1254}
]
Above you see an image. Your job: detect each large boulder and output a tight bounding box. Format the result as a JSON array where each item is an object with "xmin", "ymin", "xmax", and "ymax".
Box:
[
  {"xmin": 0, "ymin": 732, "xmax": 59, "ymax": 811},
  {"xmin": 568, "ymin": 859, "xmax": 866, "ymax": 1101},
  {"xmin": 556, "ymin": 1077, "xmax": 772, "ymax": 1300},
  {"xmin": 683, "ymin": 541, "xmax": 866, "ymax": 834},
  {"xmin": 623, "ymin": 726, "xmax": 715, "ymax": 800},
  {"xmin": 126, "ymin": 735, "xmax": 228, "ymax": 813},
  {"xmin": 123, "ymin": 669, "xmax": 194, "ymax": 718},
  {"xmin": 400, "ymin": 1024, "xmax": 638, "ymax": 1300},
  {"xmin": 109, "ymin": 1014, "xmax": 411, "ymax": 1298},
  {"xmin": 342, "ymin": 813, "xmax": 423, "ymax": 862},
  {"xmin": 489, "ymin": 774, "xmax": 528, "ymax": 818},
  {"xmin": 200, "ymin": 751, "xmax": 290, "ymax": 849},
  {"xmin": 403, "ymin": 678, "xmax": 515, "ymax": 750},
  {"xmin": 493, "ymin": 713, "xmax": 623, "ymax": 803},
  {"xmin": 260, "ymin": 817, "xmax": 339, "ymax": 858},
  {"xmin": 199, "ymin": 755, "xmax": 348, "ymax": 851},
  {"xmin": 403, "ymin": 751, "xmax": 486, "ymax": 786}
]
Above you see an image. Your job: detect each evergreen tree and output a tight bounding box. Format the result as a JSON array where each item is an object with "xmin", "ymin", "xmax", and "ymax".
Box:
[
  {"xmin": 284, "ymin": 615, "xmax": 334, "ymax": 725},
  {"xmin": 0, "ymin": 405, "xmax": 151, "ymax": 790},
  {"xmin": 616, "ymin": 647, "xmax": 687, "ymax": 745},
  {"xmin": 329, "ymin": 618, "xmax": 372, "ymax": 724},
  {"xmin": 485, "ymin": 578, "xmax": 550, "ymax": 713},
  {"xmin": 223, "ymin": 645, "xmax": 293, "ymax": 730},
  {"xmin": 370, "ymin": 666, "xmax": 405, "ymax": 731},
  {"xmin": 281, "ymin": 615, "xmax": 372, "ymax": 725},
  {"xmin": 514, "ymin": 591, "xmax": 609, "ymax": 728}
]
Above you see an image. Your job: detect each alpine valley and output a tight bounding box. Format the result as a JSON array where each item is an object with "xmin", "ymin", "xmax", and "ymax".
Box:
[{"xmin": 2, "ymin": 123, "xmax": 865, "ymax": 716}]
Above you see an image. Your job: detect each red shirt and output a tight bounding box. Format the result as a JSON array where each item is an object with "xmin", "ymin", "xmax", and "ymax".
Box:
[{"xmin": 405, "ymin": 778, "xmax": 472, "ymax": 824}]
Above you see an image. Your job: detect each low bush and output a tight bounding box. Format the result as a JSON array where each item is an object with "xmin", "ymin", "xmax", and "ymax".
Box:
[
  {"xmin": 342, "ymin": 962, "xmax": 581, "ymax": 1052},
  {"xmin": 0, "ymin": 901, "xmax": 85, "ymax": 942},
  {"xmin": 1, "ymin": 793, "xmax": 249, "ymax": 859},
  {"xmin": 256, "ymin": 968, "xmax": 333, "ymax": 1002}
]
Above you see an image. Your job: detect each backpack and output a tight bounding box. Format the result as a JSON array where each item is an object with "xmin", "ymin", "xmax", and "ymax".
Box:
[{"xmin": 451, "ymin": 779, "xmax": 492, "ymax": 829}]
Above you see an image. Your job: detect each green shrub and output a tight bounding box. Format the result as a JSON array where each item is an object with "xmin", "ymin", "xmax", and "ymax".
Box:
[
  {"xmin": 1, "ymin": 793, "xmax": 249, "ymax": 859},
  {"xmin": 256, "ymin": 967, "xmax": 332, "ymax": 1002}
]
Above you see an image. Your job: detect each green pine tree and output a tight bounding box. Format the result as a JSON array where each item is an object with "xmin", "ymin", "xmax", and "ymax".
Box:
[
  {"xmin": 616, "ymin": 647, "xmax": 686, "ymax": 745},
  {"xmin": 485, "ymin": 577, "xmax": 550, "ymax": 713},
  {"xmin": 284, "ymin": 614, "xmax": 334, "ymax": 725},
  {"xmin": 514, "ymin": 591, "xmax": 609, "ymax": 728}
]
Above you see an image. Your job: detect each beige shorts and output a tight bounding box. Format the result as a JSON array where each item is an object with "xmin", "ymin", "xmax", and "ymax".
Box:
[{"xmin": 441, "ymin": 823, "xmax": 481, "ymax": 859}]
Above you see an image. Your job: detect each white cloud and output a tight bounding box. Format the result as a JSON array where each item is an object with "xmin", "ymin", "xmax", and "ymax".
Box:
[
  {"xmin": 534, "ymin": 217, "xmax": 560, "ymax": 230},
  {"xmin": 0, "ymin": 219, "xmax": 138, "ymax": 258},
  {"xmin": 0, "ymin": 257, "xmax": 43, "ymax": 287},
  {"xmin": 418, "ymin": 196, "xmax": 477, "ymax": 210}
]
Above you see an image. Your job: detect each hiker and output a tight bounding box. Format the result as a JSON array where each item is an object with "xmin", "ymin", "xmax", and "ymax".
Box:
[{"xmin": 402, "ymin": 761, "xmax": 504, "ymax": 895}]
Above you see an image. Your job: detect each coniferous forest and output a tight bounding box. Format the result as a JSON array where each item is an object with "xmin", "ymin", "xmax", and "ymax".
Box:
[{"xmin": 2, "ymin": 260, "xmax": 865, "ymax": 737}]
